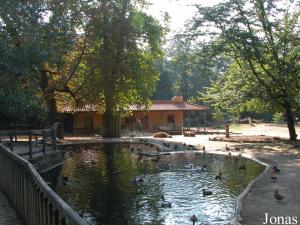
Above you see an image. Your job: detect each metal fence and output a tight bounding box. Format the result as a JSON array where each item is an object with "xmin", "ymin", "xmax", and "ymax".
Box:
[{"xmin": 0, "ymin": 144, "xmax": 87, "ymax": 225}]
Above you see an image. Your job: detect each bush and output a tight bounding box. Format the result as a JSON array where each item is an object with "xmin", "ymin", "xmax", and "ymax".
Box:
[{"xmin": 272, "ymin": 112, "xmax": 284, "ymax": 124}]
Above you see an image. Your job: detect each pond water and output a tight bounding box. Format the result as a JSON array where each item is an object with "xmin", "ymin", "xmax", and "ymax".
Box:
[{"xmin": 42, "ymin": 143, "xmax": 265, "ymax": 225}]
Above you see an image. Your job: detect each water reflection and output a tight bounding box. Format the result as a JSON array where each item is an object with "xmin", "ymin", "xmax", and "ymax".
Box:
[{"xmin": 43, "ymin": 143, "xmax": 265, "ymax": 225}]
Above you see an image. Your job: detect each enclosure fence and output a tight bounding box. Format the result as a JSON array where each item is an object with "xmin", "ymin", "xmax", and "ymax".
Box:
[{"xmin": 0, "ymin": 144, "xmax": 87, "ymax": 225}]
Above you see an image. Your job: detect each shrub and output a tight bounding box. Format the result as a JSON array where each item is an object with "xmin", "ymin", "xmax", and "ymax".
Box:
[{"xmin": 272, "ymin": 112, "xmax": 284, "ymax": 124}]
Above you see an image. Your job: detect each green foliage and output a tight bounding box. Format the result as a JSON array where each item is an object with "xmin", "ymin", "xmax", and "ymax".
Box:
[
  {"xmin": 78, "ymin": 0, "xmax": 165, "ymax": 116},
  {"xmin": 212, "ymin": 109, "xmax": 225, "ymax": 124},
  {"xmin": 273, "ymin": 112, "xmax": 284, "ymax": 124},
  {"xmin": 0, "ymin": 88, "xmax": 46, "ymax": 126},
  {"xmin": 189, "ymin": 0, "xmax": 300, "ymax": 139}
]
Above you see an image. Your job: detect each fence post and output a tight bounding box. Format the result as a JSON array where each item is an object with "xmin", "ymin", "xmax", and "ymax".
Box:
[
  {"xmin": 10, "ymin": 133, "xmax": 14, "ymax": 151},
  {"xmin": 53, "ymin": 129, "xmax": 57, "ymax": 152},
  {"xmin": 42, "ymin": 131, "xmax": 46, "ymax": 154},
  {"xmin": 29, "ymin": 131, "xmax": 33, "ymax": 159}
]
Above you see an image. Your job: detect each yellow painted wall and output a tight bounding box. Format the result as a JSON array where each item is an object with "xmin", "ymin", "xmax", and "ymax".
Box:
[
  {"xmin": 74, "ymin": 112, "xmax": 103, "ymax": 134},
  {"xmin": 74, "ymin": 111, "xmax": 184, "ymax": 133},
  {"xmin": 132, "ymin": 111, "xmax": 183, "ymax": 131}
]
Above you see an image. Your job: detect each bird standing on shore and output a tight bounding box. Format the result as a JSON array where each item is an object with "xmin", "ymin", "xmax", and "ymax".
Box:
[
  {"xmin": 270, "ymin": 170, "xmax": 277, "ymax": 181},
  {"xmin": 225, "ymin": 144, "xmax": 230, "ymax": 151},
  {"xmin": 235, "ymin": 146, "xmax": 241, "ymax": 151},
  {"xmin": 274, "ymin": 190, "xmax": 284, "ymax": 201},
  {"xmin": 273, "ymin": 166, "xmax": 280, "ymax": 173}
]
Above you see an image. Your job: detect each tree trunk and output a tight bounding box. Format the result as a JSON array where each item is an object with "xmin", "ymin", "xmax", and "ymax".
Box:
[
  {"xmin": 102, "ymin": 91, "xmax": 121, "ymax": 138},
  {"xmin": 102, "ymin": 109, "xmax": 121, "ymax": 138},
  {"xmin": 283, "ymin": 101, "xmax": 297, "ymax": 141},
  {"xmin": 40, "ymin": 69, "xmax": 64, "ymax": 139}
]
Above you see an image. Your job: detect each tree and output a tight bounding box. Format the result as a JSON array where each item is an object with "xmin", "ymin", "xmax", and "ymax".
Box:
[
  {"xmin": 80, "ymin": 0, "xmax": 165, "ymax": 137},
  {"xmin": 190, "ymin": 0, "xmax": 300, "ymax": 140},
  {"xmin": 0, "ymin": 0, "xmax": 87, "ymax": 130}
]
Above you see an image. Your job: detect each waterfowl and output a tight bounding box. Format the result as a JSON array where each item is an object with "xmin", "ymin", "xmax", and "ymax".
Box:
[
  {"xmin": 163, "ymin": 142, "xmax": 167, "ymax": 146},
  {"xmin": 225, "ymin": 144, "xmax": 230, "ymax": 151},
  {"xmin": 203, "ymin": 189, "xmax": 213, "ymax": 196},
  {"xmin": 139, "ymin": 138, "xmax": 143, "ymax": 142},
  {"xmin": 174, "ymin": 144, "xmax": 178, "ymax": 150},
  {"xmin": 184, "ymin": 164, "xmax": 195, "ymax": 169},
  {"xmin": 166, "ymin": 143, "xmax": 170, "ymax": 148},
  {"xmin": 132, "ymin": 176, "xmax": 144, "ymax": 184},
  {"xmin": 274, "ymin": 190, "xmax": 284, "ymax": 201},
  {"xmin": 202, "ymin": 165, "xmax": 208, "ymax": 171},
  {"xmin": 161, "ymin": 195, "xmax": 172, "ymax": 208},
  {"xmin": 235, "ymin": 146, "xmax": 241, "ymax": 151},
  {"xmin": 239, "ymin": 164, "xmax": 246, "ymax": 170},
  {"xmin": 215, "ymin": 172, "xmax": 222, "ymax": 180},
  {"xmin": 190, "ymin": 215, "xmax": 198, "ymax": 224},
  {"xmin": 202, "ymin": 146, "xmax": 206, "ymax": 151},
  {"xmin": 273, "ymin": 166, "xmax": 280, "ymax": 173},
  {"xmin": 270, "ymin": 170, "xmax": 276, "ymax": 180},
  {"xmin": 136, "ymin": 200, "xmax": 144, "ymax": 210}
]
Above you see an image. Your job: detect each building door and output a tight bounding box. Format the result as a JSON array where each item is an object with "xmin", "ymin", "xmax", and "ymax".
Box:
[
  {"xmin": 84, "ymin": 115, "xmax": 94, "ymax": 133},
  {"xmin": 64, "ymin": 113, "xmax": 74, "ymax": 133},
  {"xmin": 167, "ymin": 115, "xmax": 175, "ymax": 130}
]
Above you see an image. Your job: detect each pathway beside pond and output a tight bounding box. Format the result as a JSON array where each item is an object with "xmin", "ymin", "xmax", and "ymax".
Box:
[{"xmin": 0, "ymin": 192, "xmax": 22, "ymax": 225}]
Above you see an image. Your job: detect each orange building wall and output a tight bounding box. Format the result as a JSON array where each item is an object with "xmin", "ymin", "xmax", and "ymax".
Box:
[
  {"xmin": 73, "ymin": 111, "xmax": 184, "ymax": 134},
  {"xmin": 74, "ymin": 112, "xmax": 103, "ymax": 134},
  {"xmin": 132, "ymin": 111, "xmax": 183, "ymax": 131}
]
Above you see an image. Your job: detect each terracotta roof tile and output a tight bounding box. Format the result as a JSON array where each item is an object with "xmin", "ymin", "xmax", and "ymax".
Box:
[
  {"xmin": 62, "ymin": 101, "xmax": 208, "ymax": 113},
  {"xmin": 130, "ymin": 101, "xmax": 208, "ymax": 111}
]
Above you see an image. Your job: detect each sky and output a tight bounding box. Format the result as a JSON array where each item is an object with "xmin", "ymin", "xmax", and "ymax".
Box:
[{"xmin": 146, "ymin": 0, "xmax": 222, "ymax": 33}]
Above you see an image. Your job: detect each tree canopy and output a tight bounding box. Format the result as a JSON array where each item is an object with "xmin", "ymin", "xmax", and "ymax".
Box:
[{"xmin": 189, "ymin": 0, "xmax": 300, "ymax": 140}]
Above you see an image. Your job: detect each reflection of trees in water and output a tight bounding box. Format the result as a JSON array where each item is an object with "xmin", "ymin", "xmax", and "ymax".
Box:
[{"xmin": 42, "ymin": 144, "xmax": 265, "ymax": 225}]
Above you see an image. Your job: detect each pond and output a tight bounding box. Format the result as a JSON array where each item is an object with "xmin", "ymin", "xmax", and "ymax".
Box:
[{"xmin": 42, "ymin": 143, "xmax": 265, "ymax": 225}]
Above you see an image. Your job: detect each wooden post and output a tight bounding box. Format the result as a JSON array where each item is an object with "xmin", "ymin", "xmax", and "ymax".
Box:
[
  {"xmin": 10, "ymin": 133, "xmax": 13, "ymax": 151},
  {"xmin": 188, "ymin": 111, "xmax": 191, "ymax": 130},
  {"xmin": 225, "ymin": 124, "xmax": 229, "ymax": 138},
  {"xmin": 42, "ymin": 131, "xmax": 46, "ymax": 154},
  {"xmin": 204, "ymin": 112, "xmax": 207, "ymax": 132},
  {"xmin": 53, "ymin": 129, "xmax": 57, "ymax": 151},
  {"xmin": 29, "ymin": 131, "xmax": 33, "ymax": 159}
]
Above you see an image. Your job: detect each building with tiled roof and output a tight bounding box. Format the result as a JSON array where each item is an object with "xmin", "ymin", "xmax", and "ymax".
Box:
[{"xmin": 62, "ymin": 96, "xmax": 208, "ymax": 134}]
